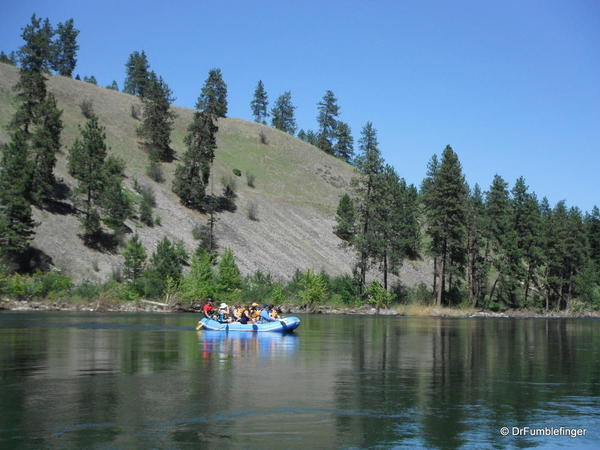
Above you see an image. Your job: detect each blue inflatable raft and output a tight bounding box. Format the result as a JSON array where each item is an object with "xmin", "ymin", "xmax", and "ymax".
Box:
[{"xmin": 197, "ymin": 316, "xmax": 301, "ymax": 332}]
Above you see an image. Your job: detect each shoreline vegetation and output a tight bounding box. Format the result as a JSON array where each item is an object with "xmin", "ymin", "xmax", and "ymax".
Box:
[{"xmin": 2, "ymin": 298, "xmax": 599, "ymax": 319}]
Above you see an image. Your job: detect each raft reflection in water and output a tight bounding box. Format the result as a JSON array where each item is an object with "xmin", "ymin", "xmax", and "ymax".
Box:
[{"xmin": 198, "ymin": 331, "xmax": 299, "ymax": 360}]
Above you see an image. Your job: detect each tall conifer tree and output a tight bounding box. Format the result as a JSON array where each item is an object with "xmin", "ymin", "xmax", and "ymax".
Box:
[
  {"xmin": 51, "ymin": 18, "xmax": 79, "ymax": 77},
  {"xmin": 250, "ymin": 80, "xmax": 269, "ymax": 124},
  {"xmin": 316, "ymin": 90, "xmax": 340, "ymax": 154},
  {"xmin": 270, "ymin": 92, "xmax": 296, "ymax": 134},
  {"xmin": 197, "ymin": 68, "xmax": 228, "ymax": 117}
]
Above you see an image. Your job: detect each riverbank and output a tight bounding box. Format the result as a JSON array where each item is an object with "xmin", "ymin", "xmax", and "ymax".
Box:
[{"xmin": 2, "ymin": 297, "xmax": 599, "ymax": 318}]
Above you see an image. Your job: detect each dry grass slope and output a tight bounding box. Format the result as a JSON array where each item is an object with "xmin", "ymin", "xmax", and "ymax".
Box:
[{"xmin": 0, "ymin": 62, "xmax": 431, "ymax": 286}]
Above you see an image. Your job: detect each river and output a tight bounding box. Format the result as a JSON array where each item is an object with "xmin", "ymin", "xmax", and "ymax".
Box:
[{"xmin": 0, "ymin": 312, "xmax": 598, "ymax": 448}]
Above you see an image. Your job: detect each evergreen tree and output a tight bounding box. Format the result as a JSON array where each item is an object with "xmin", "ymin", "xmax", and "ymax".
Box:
[
  {"xmin": 586, "ymin": 206, "xmax": 600, "ymax": 270},
  {"xmin": 334, "ymin": 121, "xmax": 354, "ymax": 162},
  {"xmin": 123, "ymin": 50, "xmax": 150, "ymax": 97},
  {"xmin": 150, "ymin": 237, "xmax": 183, "ymax": 287},
  {"xmin": 511, "ymin": 177, "xmax": 542, "ymax": 306},
  {"xmin": 139, "ymin": 196, "xmax": 154, "ymax": 226},
  {"xmin": 250, "ymin": 80, "xmax": 269, "ymax": 124},
  {"xmin": 123, "ymin": 234, "xmax": 146, "ymax": 281},
  {"xmin": 107, "ymin": 80, "xmax": 119, "ymax": 91},
  {"xmin": 305, "ymin": 130, "xmax": 318, "ymax": 146},
  {"xmin": 30, "ymin": 93, "xmax": 63, "ymax": 202},
  {"xmin": 0, "ymin": 132, "xmax": 36, "ymax": 262},
  {"xmin": 334, "ymin": 194, "xmax": 356, "ymax": 241},
  {"xmin": 297, "ymin": 129, "xmax": 307, "ymax": 141},
  {"xmin": 12, "ymin": 14, "xmax": 53, "ymax": 133},
  {"xmin": 271, "ymin": 91, "xmax": 296, "ymax": 134},
  {"xmin": 216, "ymin": 248, "xmax": 242, "ymax": 293},
  {"xmin": 424, "ymin": 146, "xmax": 468, "ymax": 305},
  {"xmin": 466, "ymin": 184, "xmax": 489, "ymax": 306},
  {"xmin": 352, "ymin": 122, "xmax": 384, "ymax": 293},
  {"xmin": 0, "ymin": 51, "xmax": 16, "ymax": 65},
  {"xmin": 180, "ymin": 250, "xmax": 214, "ymax": 301},
  {"xmin": 83, "ymin": 75, "xmax": 97, "ymax": 85},
  {"xmin": 316, "ymin": 90, "xmax": 340, "ymax": 154},
  {"xmin": 197, "ymin": 68, "xmax": 228, "ymax": 117},
  {"xmin": 173, "ymin": 111, "xmax": 218, "ymax": 209},
  {"xmin": 51, "ymin": 18, "xmax": 79, "ymax": 77},
  {"xmin": 68, "ymin": 115, "xmax": 108, "ymax": 240},
  {"xmin": 137, "ymin": 71, "xmax": 176, "ymax": 162}
]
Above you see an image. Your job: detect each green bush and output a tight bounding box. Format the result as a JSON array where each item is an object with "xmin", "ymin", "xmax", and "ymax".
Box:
[
  {"xmin": 298, "ymin": 269, "xmax": 328, "ymax": 305},
  {"xmin": 30, "ymin": 272, "xmax": 72, "ymax": 298},
  {"xmin": 146, "ymin": 161, "xmax": 164, "ymax": 183},
  {"xmin": 232, "ymin": 168, "xmax": 242, "ymax": 177},
  {"xmin": 367, "ymin": 281, "xmax": 393, "ymax": 310}
]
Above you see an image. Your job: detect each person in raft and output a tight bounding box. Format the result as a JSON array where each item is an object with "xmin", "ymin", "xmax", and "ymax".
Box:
[
  {"xmin": 260, "ymin": 304, "xmax": 280, "ymax": 322},
  {"xmin": 202, "ymin": 298, "xmax": 216, "ymax": 319},
  {"xmin": 217, "ymin": 303, "xmax": 233, "ymax": 323}
]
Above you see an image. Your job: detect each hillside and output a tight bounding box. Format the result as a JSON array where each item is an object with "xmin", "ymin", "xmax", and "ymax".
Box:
[{"xmin": 0, "ymin": 62, "xmax": 430, "ymax": 286}]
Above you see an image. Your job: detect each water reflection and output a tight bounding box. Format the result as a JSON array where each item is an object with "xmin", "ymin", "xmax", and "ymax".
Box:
[{"xmin": 198, "ymin": 332, "xmax": 299, "ymax": 360}]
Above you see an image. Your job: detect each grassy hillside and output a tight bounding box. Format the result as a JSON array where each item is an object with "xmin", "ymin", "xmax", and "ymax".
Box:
[{"xmin": 0, "ymin": 62, "xmax": 430, "ymax": 286}]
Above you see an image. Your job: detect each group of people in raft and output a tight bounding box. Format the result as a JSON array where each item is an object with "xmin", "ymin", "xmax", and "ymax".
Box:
[{"xmin": 202, "ymin": 298, "xmax": 282, "ymax": 324}]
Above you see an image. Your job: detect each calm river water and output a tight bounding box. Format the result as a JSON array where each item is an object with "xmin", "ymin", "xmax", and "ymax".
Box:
[{"xmin": 0, "ymin": 312, "xmax": 598, "ymax": 449}]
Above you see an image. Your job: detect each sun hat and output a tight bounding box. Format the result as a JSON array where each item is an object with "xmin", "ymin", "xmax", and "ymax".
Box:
[
  {"xmin": 251, "ymin": 302, "xmax": 259, "ymax": 307},
  {"xmin": 219, "ymin": 303, "xmax": 227, "ymax": 309}
]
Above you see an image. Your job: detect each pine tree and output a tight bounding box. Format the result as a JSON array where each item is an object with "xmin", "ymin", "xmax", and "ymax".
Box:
[
  {"xmin": 30, "ymin": 93, "xmax": 63, "ymax": 202},
  {"xmin": 352, "ymin": 122, "xmax": 384, "ymax": 293},
  {"xmin": 297, "ymin": 129, "xmax": 307, "ymax": 141},
  {"xmin": 334, "ymin": 121, "xmax": 354, "ymax": 162},
  {"xmin": 139, "ymin": 196, "xmax": 154, "ymax": 226},
  {"xmin": 586, "ymin": 206, "xmax": 600, "ymax": 270},
  {"xmin": 216, "ymin": 248, "xmax": 242, "ymax": 293},
  {"xmin": 271, "ymin": 91, "xmax": 296, "ymax": 134},
  {"xmin": 68, "ymin": 115, "xmax": 108, "ymax": 240},
  {"xmin": 424, "ymin": 146, "xmax": 468, "ymax": 305},
  {"xmin": 180, "ymin": 250, "xmax": 214, "ymax": 301},
  {"xmin": 150, "ymin": 237, "xmax": 183, "ymax": 290},
  {"xmin": 173, "ymin": 111, "xmax": 218, "ymax": 209},
  {"xmin": 83, "ymin": 75, "xmax": 97, "ymax": 85},
  {"xmin": 197, "ymin": 68, "xmax": 228, "ymax": 117},
  {"xmin": 137, "ymin": 71, "xmax": 176, "ymax": 162},
  {"xmin": 0, "ymin": 132, "xmax": 36, "ymax": 262},
  {"xmin": 123, "ymin": 234, "xmax": 146, "ymax": 281},
  {"xmin": 12, "ymin": 15, "xmax": 53, "ymax": 133},
  {"xmin": 335, "ymin": 194, "xmax": 356, "ymax": 241},
  {"xmin": 251, "ymin": 80, "xmax": 269, "ymax": 124},
  {"xmin": 51, "ymin": 18, "xmax": 79, "ymax": 77},
  {"xmin": 107, "ymin": 80, "xmax": 119, "ymax": 91},
  {"xmin": 0, "ymin": 51, "xmax": 16, "ymax": 65},
  {"xmin": 465, "ymin": 184, "xmax": 488, "ymax": 306},
  {"xmin": 316, "ymin": 90, "xmax": 340, "ymax": 154},
  {"xmin": 123, "ymin": 50, "xmax": 150, "ymax": 97}
]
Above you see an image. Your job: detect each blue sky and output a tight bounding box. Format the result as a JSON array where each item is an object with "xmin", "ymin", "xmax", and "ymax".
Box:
[{"xmin": 2, "ymin": 0, "xmax": 599, "ymax": 211}]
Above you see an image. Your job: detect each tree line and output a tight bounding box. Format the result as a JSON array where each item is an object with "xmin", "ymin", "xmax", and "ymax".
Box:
[{"xmin": 336, "ymin": 131, "xmax": 600, "ymax": 311}]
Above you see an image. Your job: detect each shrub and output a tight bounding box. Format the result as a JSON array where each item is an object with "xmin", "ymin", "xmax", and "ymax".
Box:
[
  {"xmin": 131, "ymin": 104, "xmax": 141, "ymax": 120},
  {"xmin": 154, "ymin": 215, "xmax": 162, "ymax": 226},
  {"xmin": 259, "ymin": 130, "xmax": 268, "ymax": 145},
  {"xmin": 367, "ymin": 281, "xmax": 393, "ymax": 310},
  {"xmin": 134, "ymin": 182, "xmax": 156, "ymax": 207},
  {"xmin": 146, "ymin": 161, "xmax": 164, "ymax": 183},
  {"xmin": 246, "ymin": 172, "xmax": 255, "ymax": 188},
  {"xmin": 298, "ymin": 269, "xmax": 328, "ymax": 306},
  {"xmin": 408, "ymin": 283, "xmax": 433, "ymax": 305},
  {"xmin": 232, "ymin": 168, "xmax": 242, "ymax": 177},
  {"xmin": 247, "ymin": 202, "xmax": 258, "ymax": 221},
  {"xmin": 139, "ymin": 197, "xmax": 154, "ymax": 226},
  {"xmin": 192, "ymin": 223, "xmax": 204, "ymax": 240},
  {"xmin": 32, "ymin": 272, "xmax": 72, "ymax": 298},
  {"xmin": 79, "ymin": 99, "xmax": 94, "ymax": 118}
]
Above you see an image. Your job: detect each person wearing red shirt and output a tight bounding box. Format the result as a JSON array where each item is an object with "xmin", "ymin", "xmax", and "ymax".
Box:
[{"xmin": 202, "ymin": 298, "xmax": 216, "ymax": 319}]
